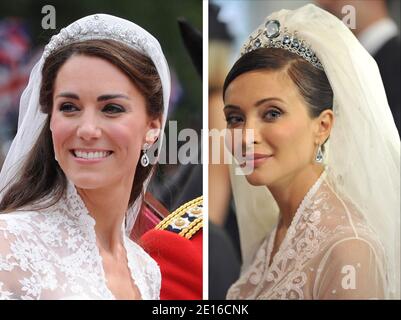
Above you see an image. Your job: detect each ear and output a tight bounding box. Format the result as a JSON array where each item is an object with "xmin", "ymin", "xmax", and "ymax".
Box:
[
  {"xmin": 314, "ymin": 109, "xmax": 334, "ymax": 145},
  {"xmin": 144, "ymin": 117, "xmax": 162, "ymax": 145},
  {"xmin": 49, "ymin": 115, "xmax": 54, "ymax": 132}
]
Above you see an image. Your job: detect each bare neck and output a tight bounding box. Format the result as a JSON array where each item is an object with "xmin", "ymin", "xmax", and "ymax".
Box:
[{"xmin": 267, "ymin": 165, "xmax": 324, "ymax": 229}]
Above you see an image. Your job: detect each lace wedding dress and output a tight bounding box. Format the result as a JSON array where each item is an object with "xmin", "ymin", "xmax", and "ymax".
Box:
[
  {"xmin": 227, "ymin": 172, "xmax": 387, "ymax": 299},
  {"xmin": 0, "ymin": 181, "xmax": 161, "ymax": 300}
]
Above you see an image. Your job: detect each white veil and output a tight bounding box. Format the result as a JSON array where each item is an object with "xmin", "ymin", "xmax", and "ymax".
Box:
[
  {"xmin": 0, "ymin": 14, "xmax": 171, "ymax": 235},
  {"xmin": 230, "ymin": 4, "xmax": 400, "ymax": 299}
]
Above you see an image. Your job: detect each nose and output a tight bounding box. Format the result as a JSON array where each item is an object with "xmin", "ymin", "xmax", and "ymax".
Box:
[
  {"xmin": 242, "ymin": 118, "xmax": 261, "ymax": 152},
  {"xmin": 76, "ymin": 111, "xmax": 102, "ymax": 141}
]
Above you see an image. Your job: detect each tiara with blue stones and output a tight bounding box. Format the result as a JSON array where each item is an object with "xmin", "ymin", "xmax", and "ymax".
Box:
[{"xmin": 241, "ymin": 19, "xmax": 324, "ymax": 70}]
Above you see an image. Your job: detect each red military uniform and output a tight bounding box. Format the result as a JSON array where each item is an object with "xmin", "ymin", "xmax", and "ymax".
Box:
[{"xmin": 138, "ymin": 197, "xmax": 203, "ymax": 300}]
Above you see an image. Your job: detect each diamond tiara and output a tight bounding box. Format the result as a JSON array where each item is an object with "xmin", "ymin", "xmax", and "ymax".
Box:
[
  {"xmin": 241, "ymin": 19, "xmax": 324, "ymax": 70},
  {"xmin": 43, "ymin": 14, "xmax": 154, "ymax": 59}
]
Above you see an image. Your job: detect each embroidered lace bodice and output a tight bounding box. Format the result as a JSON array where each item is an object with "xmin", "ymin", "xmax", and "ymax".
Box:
[
  {"xmin": 227, "ymin": 173, "xmax": 387, "ymax": 300},
  {"xmin": 0, "ymin": 182, "xmax": 161, "ymax": 300}
]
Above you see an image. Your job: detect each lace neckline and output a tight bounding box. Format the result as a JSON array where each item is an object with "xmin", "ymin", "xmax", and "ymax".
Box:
[
  {"xmin": 63, "ymin": 179, "xmax": 144, "ymax": 300},
  {"xmin": 64, "ymin": 180, "xmax": 96, "ymax": 224},
  {"xmin": 266, "ymin": 170, "xmax": 327, "ymax": 269}
]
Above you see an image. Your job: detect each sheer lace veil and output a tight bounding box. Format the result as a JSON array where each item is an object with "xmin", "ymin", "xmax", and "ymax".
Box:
[
  {"xmin": 230, "ymin": 4, "xmax": 400, "ymax": 298},
  {"xmin": 0, "ymin": 14, "xmax": 171, "ymax": 236}
]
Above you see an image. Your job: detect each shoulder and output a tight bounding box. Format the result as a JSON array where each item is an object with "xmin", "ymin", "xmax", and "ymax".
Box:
[
  {"xmin": 0, "ymin": 210, "xmax": 40, "ymax": 233},
  {"xmin": 0, "ymin": 211, "xmax": 41, "ymax": 299},
  {"xmin": 0, "ymin": 210, "xmax": 46, "ymax": 257},
  {"xmin": 308, "ymin": 181, "xmax": 385, "ymax": 266},
  {"xmin": 315, "ymin": 233, "xmax": 386, "ymax": 286},
  {"xmin": 323, "ymin": 237, "xmax": 384, "ymax": 264},
  {"xmin": 155, "ymin": 196, "xmax": 203, "ymax": 239},
  {"xmin": 0, "ymin": 209, "xmax": 63, "ymax": 261},
  {"xmin": 316, "ymin": 181, "xmax": 379, "ymax": 241},
  {"xmin": 140, "ymin": 195, "xmax": 203, "ymax": 255},
  {"xmin": 140, "ymin": 196, "xmax": 203, "ymax": 300},
  {"xmin": 375, "ymin": 36, "xmax": 400, "ymax": 61},
  {"xmin": 313, "ymin": 236, "xmax": 387, "ymax": 299}
]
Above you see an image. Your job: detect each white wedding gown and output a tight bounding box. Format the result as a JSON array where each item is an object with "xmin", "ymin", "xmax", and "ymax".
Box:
[
  {"xmin": 227, "ymin": 172, "xmax": 387, "ymax": 299},
  {"xmin": 0, "ymin": 181, "xmax": 160, "ymax": 300}
]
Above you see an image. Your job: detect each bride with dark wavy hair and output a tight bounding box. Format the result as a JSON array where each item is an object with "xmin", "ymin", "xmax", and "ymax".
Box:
[{"xmin": 0, "ymin": 14, "xmax": 170, "ymax": 300}]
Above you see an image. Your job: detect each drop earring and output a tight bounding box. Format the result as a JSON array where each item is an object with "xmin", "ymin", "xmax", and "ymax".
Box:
[
  {"xmin": 315, "ymin": 144, "xmax": 324, "ymax": 163},
  {"xmin": 141, "ymin": 143, "xmax": 150, "ymax": 167}
]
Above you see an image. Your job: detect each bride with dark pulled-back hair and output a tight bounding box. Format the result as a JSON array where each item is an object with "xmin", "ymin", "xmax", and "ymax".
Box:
[
  {"xmin": 223, "ymin": 4, "xmax": 399, "ymax": 300},
  {"xmin": 0, "ymin": 14, "xmax": 170, "ymax": 300}
]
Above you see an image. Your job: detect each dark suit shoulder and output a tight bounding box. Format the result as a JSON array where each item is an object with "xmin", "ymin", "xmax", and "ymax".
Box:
[
  {"xmin": 373, "ymin": 36, "xmax": 400, "ymax": 135},
  {"xmin": 375, "ymin": 36, "xmax": 400, "ymax": 58}
]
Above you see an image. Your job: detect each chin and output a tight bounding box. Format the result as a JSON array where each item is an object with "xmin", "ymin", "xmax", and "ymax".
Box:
[
  {"xmin": 67, "ymin": 172, "xmax": 111, "ymax": 190},
  {"xmin": 245, "ymin": 170, "xmax": 274, "ymax": 187}
]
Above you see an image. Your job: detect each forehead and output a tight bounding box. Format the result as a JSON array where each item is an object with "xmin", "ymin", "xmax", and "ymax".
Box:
[
  {"xmin": 53, "ymin": 54, "xmax": 135, "ymax": 94},
  {"xmin": 224, "ymin": 69, "xmax": 301, "ymax": 106}
]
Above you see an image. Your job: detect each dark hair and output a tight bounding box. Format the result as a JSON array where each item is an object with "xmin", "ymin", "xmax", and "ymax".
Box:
[
  {"xmin": 0, "ymin": 39, "xmax": 163, "ymax": 212},
  {"xmin": 223, "ymin": 48, "xmax": 333, "ymax": 118}
]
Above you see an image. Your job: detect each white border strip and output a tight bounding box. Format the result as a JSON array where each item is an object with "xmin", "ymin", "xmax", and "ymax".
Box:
[{"xmin": 202, "ymin": 0, "xmax": 209, "ymax": 301}]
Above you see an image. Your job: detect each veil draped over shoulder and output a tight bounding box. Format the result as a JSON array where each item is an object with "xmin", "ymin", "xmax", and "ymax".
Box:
[
  {"xmin": 0, "ymin": 13, "xmax": 171, "ymax": 300},
  {"xmin": 229, "ymin": 4, "xmax": 400, "ymax": 299},
  {"xmin": 0, "ymin": 14, "xmax": 171, "ymax": 235}
]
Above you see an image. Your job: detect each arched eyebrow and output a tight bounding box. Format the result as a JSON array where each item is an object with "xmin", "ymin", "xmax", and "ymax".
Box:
[
  {"xmin": 97, "ymin": 94, "xmax": 130, "ymax": 101},
  {"xmin": 55, "ymin": 92, "xmax": 130, "ymax": 101},
  {"xmin": 224, "ymin": 97, "xmax": 285, "ymax": 110},
  {"xmin": 55, "ymin": 92, "xmax": 79, "ymax": 100},
  {"xmin": 254, "ymin": 97, "xmax": 285, "ymax": 107},
  {"xmin": 223, "ymin": 104, "xmax": 240, "ymax": 111}
]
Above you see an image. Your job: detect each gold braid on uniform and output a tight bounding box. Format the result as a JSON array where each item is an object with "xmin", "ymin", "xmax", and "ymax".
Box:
[{"xmin": 155, "ymin": 196, "xmax": 203, "ymax": 239}]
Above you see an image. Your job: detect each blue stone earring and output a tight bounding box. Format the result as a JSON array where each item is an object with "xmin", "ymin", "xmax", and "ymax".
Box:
[{"xmin": 315, "ymin": 144, "xmax": 324, "ymax": 164}]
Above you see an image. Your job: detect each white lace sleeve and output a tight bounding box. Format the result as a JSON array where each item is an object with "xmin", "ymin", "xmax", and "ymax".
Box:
[
  {"xmin": 313, "ymin": 237, "xmax": 386, "ymax": 299},
  {"xmin": 124, "ymin": 237, "xmax": 161, "ymax": 300},
  {"xmin": 0, "ymin": 231, "xmax": 17, "ymax": 300},
  {"xmin": 0, "ymin": 216, "xmax": 37, "ymax": 300}
]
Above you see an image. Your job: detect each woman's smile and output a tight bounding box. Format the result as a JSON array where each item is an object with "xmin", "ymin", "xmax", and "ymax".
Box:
[
  {"xmin": 71, "ymin": 149, "xmax": 114, "ymax": 164},
  {"xmin": 224, "ymin": 69, "xmax": 319, "ymax": 187},
  {"xmin": 50, "ymin": 55, "xmax": 154, "ymax": 189},
  {"xmin": 240, "ymin": 153, "xmax": 273, "ymax": 168}
]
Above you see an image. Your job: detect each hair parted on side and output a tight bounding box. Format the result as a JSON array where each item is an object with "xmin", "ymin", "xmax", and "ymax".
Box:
[
  {"xmin": 0, "ymin": 39, "xmax": 163, "ymax": 213},
  {"xmin": 223, "ymin": 47, "xmax": 333, "ymax": 118}
]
